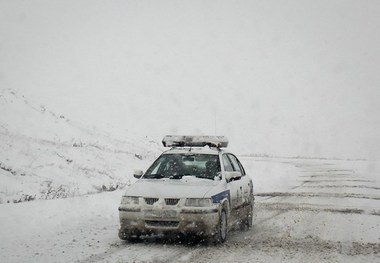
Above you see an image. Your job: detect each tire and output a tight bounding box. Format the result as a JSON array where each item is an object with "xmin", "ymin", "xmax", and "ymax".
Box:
[
  {"xmin": 239, "ymin": 202, "xmax": 253, "ymax": 230},
  {"xmin": 245, "ymin": 202, "xmax": 253, "ymax": 229},
  {"xmin": 213, "ymin": 209, "xmax": 228, "ymax": 243}
]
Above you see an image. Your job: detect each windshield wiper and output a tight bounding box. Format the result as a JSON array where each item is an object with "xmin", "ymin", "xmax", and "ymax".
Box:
[
  {"xmin": 169, "ymin": 174, "xmax": 184, "ymax": 179},
  {"xmin": 196, "ymin": 175, "xmax": 214, "ymax": 180},
  {"xmin": 144, "ymin": 174, "xmax": 164, "ymax": 179}
]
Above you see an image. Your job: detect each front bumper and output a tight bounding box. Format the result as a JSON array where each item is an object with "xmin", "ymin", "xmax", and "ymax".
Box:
[{"xmin": 118, "ymin": 206, "xmax": 220, "ymax": 236}]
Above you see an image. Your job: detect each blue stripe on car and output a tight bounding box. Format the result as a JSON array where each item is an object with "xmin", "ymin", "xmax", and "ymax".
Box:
[{"xmin": 211, "ymin": 190, "xmax": 230, "ymax": 204}]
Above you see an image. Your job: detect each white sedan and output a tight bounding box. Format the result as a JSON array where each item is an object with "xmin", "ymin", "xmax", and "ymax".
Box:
[{"xmin": 118, "ymin": 135, "xmax": 254, "ymax": 243}]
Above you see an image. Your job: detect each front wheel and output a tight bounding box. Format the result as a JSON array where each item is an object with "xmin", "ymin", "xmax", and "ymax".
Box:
[
  {"xmin": 213, "ymin": 209, "xmax": 228, "ymax": 243},
  {"xmin": 245, "ymin": 202, "xmax": 253, "ymax": 229}
]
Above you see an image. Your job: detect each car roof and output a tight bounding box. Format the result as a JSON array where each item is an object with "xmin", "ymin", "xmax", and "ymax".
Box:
[{"xmin": 162, "ymin": 146, "xmax": 229, "ymax": 155}]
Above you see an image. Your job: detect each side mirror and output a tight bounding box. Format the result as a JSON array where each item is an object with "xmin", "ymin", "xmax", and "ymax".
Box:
[
  {"xmin": 133, "ymin": 169, "xmax": 144, "ymax": 179},
  {"xmin": 224, "ymin": 171, "xmax": 242, "ymax": 182}
]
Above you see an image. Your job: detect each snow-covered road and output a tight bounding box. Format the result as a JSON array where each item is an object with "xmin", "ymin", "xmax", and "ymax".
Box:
[{"xmin": 1, "ymin": 157, "xmax": 379, "ymax": 262}]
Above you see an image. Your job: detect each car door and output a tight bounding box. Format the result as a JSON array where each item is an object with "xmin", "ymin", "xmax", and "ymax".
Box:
[
  {"xmin": 227, "ymin": 154, "xmax": 252, "ymax": 205},
  {"xmin": 222, "ymin": 154, "xmax": 242, "ymax": 210}
]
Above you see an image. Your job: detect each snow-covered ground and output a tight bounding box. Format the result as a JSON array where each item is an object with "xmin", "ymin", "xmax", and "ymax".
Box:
[{"xmin": 1, "ymin": 156, "xmax": 379, "ymax": 263}]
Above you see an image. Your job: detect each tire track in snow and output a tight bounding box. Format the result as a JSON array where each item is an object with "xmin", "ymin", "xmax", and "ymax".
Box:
[
  {"xmin": 301, "ymin": 179, "xmax": 373, "ymax": 183},
  {"xmin": 255, "ymin": 191, "xmax": 380, "ymax": 200},
  {"xmin": 256, "ymin": 202, "xmax": 380, "ymax": 216},
  {"xmin": 224, "ymin": 236, "xmax": 380, "ymax": 256},
  {"xmin": 300, "ymin": 185, "xmax": 380, "ymax": 190}
]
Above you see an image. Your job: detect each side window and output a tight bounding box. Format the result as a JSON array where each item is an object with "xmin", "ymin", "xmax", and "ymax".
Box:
[
  {"xmin": 222, "ymin": 154, "xmax": 234, "ymax": 172},
  {"xmin": 228, "ymin": 154, "xmax": 245, "ymax": 175}
]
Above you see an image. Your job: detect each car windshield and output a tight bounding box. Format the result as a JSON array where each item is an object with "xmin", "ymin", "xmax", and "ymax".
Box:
[{"xmin": 144, "ymin": 154, "xmax": 221, "ymax": 180}]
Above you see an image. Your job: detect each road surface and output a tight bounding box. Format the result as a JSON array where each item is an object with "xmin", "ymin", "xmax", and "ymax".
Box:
[{"xmin": 1, "ymin": 157, "xmax": 379, "ymax": 262}]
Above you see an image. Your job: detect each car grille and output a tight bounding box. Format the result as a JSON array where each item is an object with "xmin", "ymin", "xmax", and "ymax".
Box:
[
  {"xmin": 144, "ymin": 198, "xmax": 180, "ymax": 205},
  {"xmin": 144, "ymin": 198, "xmax": 159, "ymax": 205},
  {"xmin": 145, "ymin": 220, "xmax": 179, "ymax": 228},
  {"xmin": 165, "ymin": 198, "xmax": 180, "ymax": 206}
]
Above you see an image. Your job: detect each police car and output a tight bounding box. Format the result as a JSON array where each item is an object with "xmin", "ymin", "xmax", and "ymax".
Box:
[{"xmin": 118, "ymin": 135, "xmax": 254, "ymax": 243}]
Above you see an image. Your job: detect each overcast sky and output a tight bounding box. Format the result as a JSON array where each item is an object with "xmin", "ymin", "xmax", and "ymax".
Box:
[{"xmin": 1, "ymin": 0, "xmax": 379, "ymax": 159}]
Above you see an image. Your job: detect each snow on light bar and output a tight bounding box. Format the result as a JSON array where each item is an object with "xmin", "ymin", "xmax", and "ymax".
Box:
[{"xmin": 162, "ymin": 135, "xmax": 229, "ymax": 148}]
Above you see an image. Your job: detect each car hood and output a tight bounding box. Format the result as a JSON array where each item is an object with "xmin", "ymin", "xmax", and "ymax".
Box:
[{"xmin": 125, "ymin": 177, "xmax": 221, "ymax": 198}]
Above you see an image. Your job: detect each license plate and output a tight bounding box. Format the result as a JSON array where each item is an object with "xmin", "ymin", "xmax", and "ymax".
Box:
[{"xmin": 144, "ymin": 210, "xmax": 177, "ymax": 218}]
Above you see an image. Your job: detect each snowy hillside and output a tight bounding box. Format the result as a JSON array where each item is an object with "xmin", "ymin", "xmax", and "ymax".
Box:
[{"xmin": 0, "ymin": 89, "xmax": 162, "ymax": 204}]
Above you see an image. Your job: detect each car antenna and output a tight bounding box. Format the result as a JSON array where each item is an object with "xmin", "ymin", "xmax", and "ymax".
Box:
[{"xmin": 214, "ymin": 110, "xmax": 217, "ymax": 135}]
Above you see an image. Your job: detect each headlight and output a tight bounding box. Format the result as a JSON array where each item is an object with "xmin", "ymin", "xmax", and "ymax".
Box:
[
  {"xmin": 121, "ymin": 196, "xmax": 139, "ymax": 205},
  {"xmin": 185, "ymin": 198, "xmax": 212, "ymax": 207}
]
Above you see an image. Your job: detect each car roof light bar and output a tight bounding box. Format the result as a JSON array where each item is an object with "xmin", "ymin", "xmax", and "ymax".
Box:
[{"xmin": 162, "ymin": 135, "xmax": 229, "ymax": 148}]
